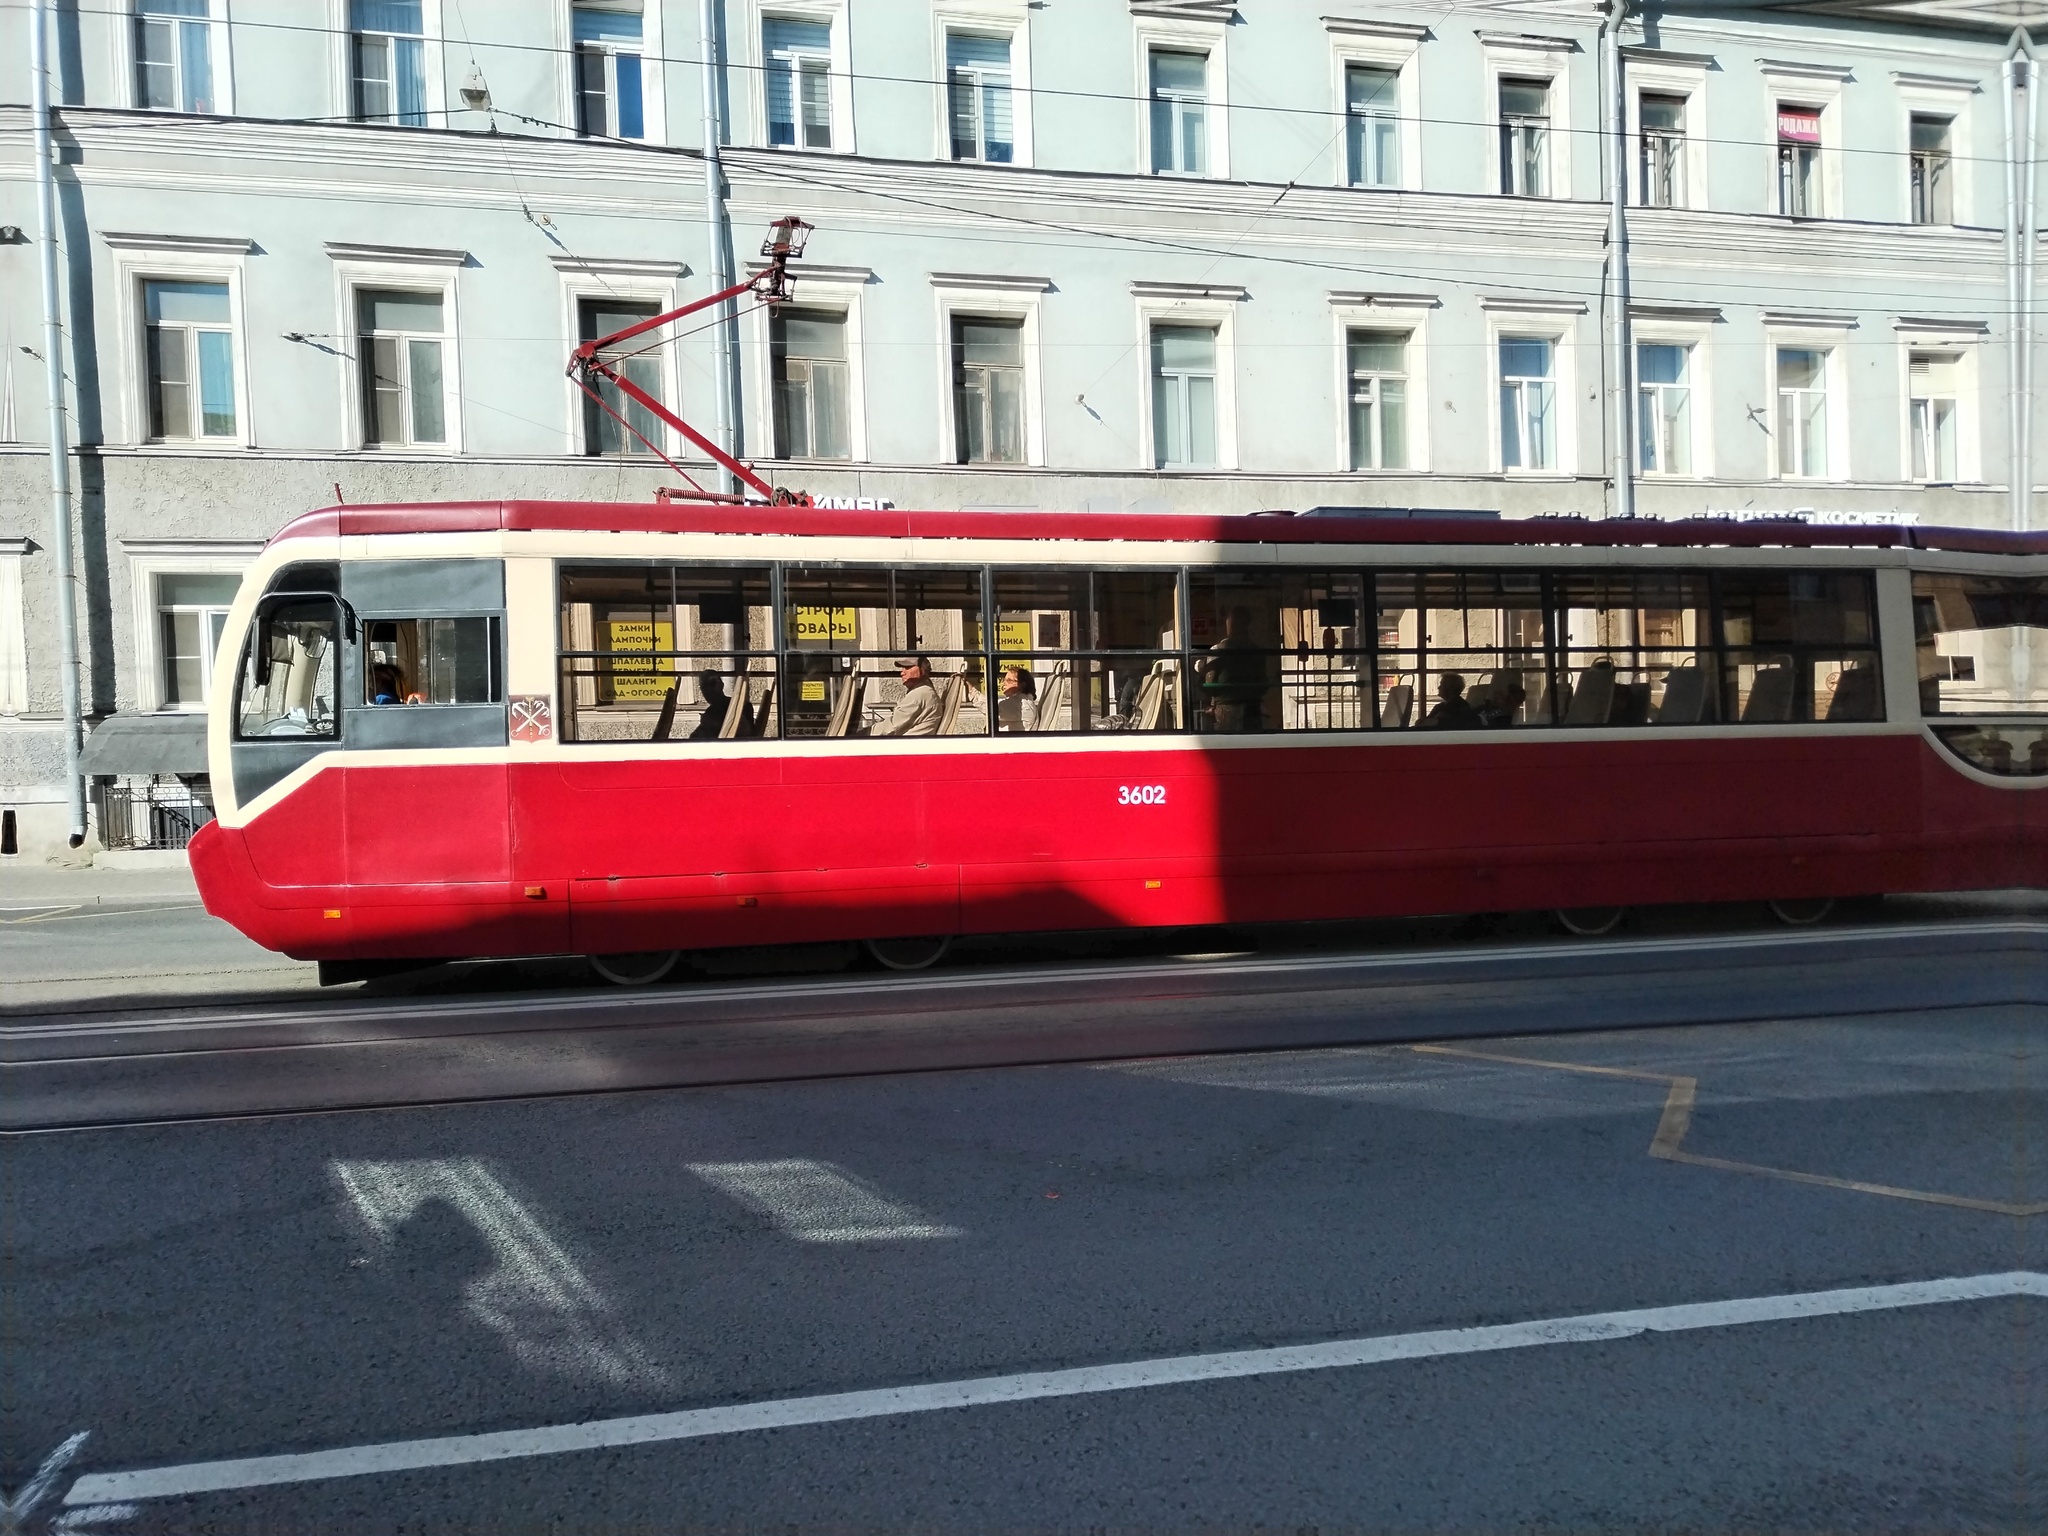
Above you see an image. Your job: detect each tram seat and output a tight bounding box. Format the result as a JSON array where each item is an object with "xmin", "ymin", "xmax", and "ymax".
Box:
[
  {"xmin": 1741, "ymin": 662, "xmax": 1795, "ymax": 723},
  {"xmin": 1034, "ymin": 664, "xmax": 1071, "ymax": 731},
  {"xmin": 1131, "ymin": 663, "xmax": 1172, "ymax": 731},
  {"xmin": 1563, "ymin": 662, "xmax": 1616, "ymax": 727},
  {"xmin": 826, "ymin": 673, "xmax": 866, "ymax": 738},
  {"xmin": 1525, "ymin": 676, "xmax": 1563, "ymax": 726},
  {"xmin": 1825, "ymin": 664, "xmax": 1879, "ymax": 722},
  {"xmin": 747, "ymin": 681, "xmax": 778, "ymax": 738},
  {"xmin": 717, "ymin": 675, "xmax": 753, "ymax": 739},
  {"xmin": 2032, "ymin": 735, "xmax": 2048, "ymax": 774},
  {"xmin": 1379, "ymin": 684, "xmax": 1413, "ymax": 729},
  {"xmin": 1608, "ymin": 682, "xmax": 1652, "ymax": 727},
  {"xmin": 651, "ymin": 679, "xmax": 681, "ymax": 741},
  {"xmin": 1654, "ymin": 665, "xmax": 1707, "ymax": 725},
  {"xmin": 936, "ymin": 672, "xmax": 968, "ymax": 735}
]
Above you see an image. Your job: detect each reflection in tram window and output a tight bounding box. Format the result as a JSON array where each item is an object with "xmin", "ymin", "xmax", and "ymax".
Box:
[
  {"xmin": 783, "ymin": 567, "xmax": 986, "ymax": 737},
  {"xmin": 1912, "ymin": 572, "xmax": 2048, "ymax": 717},
  {"xmin": 1716, "ymin": 571, "xmax": 1881, "ymax": 723},
  {"xmin": 1555, "ymin": 571, "xmax": 1711, "ymax": 727},
  {"xmin": 1375, "ymin": 571, "xmax": 1546, "ymax": 730},
  {"xmin": 557, "ymin": 565, "xmax": 775, "ymax": 743},
  {"xmin": 991, "ymin": 569, "xmax": 1181, "ymax": 733}
]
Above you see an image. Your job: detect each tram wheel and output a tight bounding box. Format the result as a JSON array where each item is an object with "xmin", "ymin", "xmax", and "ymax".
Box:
[
  {"xmin": 588, "ymin": 949, "xmax": 681, "ymax": 986},
  {"xmin": 1551, "ymin": 906, "xmax": 1626, "ymax": 937},
  {"xmin": 864, "ymin": 935, "xmax": 952, "ymax": 972},
  {"xmin": 1767, "ymin": 897, "xmax": 1836, "ymax": 927}
]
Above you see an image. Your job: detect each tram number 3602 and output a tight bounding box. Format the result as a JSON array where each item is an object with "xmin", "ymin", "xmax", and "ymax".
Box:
[{"xmin": 1118, "ymin": 784, "xmax": 1168, "ymax": 806}]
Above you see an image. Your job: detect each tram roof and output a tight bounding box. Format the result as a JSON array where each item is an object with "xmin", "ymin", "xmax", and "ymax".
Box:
[{"xmin": 271, "ymin": 500, "xmax": 2048, "ymax": 557}]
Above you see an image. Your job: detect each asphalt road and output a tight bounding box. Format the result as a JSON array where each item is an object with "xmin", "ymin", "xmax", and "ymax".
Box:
[{"xmin": 3, "ymin": 910, "xmax": 2042, "ymax": 1531}]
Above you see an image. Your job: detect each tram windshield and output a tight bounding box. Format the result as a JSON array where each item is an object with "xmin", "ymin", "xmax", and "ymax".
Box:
[{"xmin": 236, "ymin": 597, "xmax": 340, "ymax": 740}]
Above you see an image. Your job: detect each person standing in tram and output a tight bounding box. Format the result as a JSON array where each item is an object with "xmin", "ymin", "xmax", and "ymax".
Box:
[
  {"xmin": 879, "ymin": 655, "xmax": 942, "ymax": 736},
  {"xmin": 1202, "ymin": 604, "xmax": 1272, "ymax": 732},
  {"xmin": 997, "ymin": 665, "xmax": 1038, "ymax": 731}
]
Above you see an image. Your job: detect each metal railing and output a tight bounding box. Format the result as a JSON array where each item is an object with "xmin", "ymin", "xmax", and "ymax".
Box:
[{"xmin": 93, "ymin": 778, "xmax": 215, "ymax": 851}]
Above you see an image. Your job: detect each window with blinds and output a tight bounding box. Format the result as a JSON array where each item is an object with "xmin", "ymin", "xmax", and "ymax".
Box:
[
  {"xmin": 947, "ymin": 33, "xmax": 1014, "ymax": 163},
  {"xmin": 764, "ymin": 18, "xmax": 833, "ymax": 149},
  {"xmin": 1909, "ymin": 353, "xmax": 1960, "ymax": 483}
]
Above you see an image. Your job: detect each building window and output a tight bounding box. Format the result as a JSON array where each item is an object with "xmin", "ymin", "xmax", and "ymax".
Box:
[
  {"xmin": 1499, "ymin": 79, "xmax": 1550, "ymax": 196},
  {"xmin": 1777, "ymin": 106, "xmax": 1822, "ymax": 216},
  {"xmin": 1640, "ymin": 93, "xmax": 1686, "ymax": 207},
  {"xmin": 353, "ymin": 0, "xmax": 427, "ymax": 126},
  {"xmin": 1636, "ymin": 342, "xmax": 1692, "ymax": 476},
  {"xmin": 579, "ymin": 298, "xmax": 662, "ymax": 455},
  {"xmin": 1347, "ymin": 329, "xmax": 1408, "ymax": 470},
  {"xmin": 136, "ymin": 0, "xmax": 216, "ymax": 114},
  {"xmin": 1909, "ymin": 352, "xmax": 1961, "ymax": 482},
  {"xmin": 157, "ymin": 572, "xmax": 239, "ymax": 709},
  {"xmin": 575, "ymin": 2, "xmax": 645, "ymax": 139},
  {"xmin": 1346, "ymin": 65, "xmax": 1399, "ymax": 188},
  {"xmin": 765, "ymin": 18, "xmax": 832, "ymax": 149},
  {"xmin": 359, "ymin": 289, "xmax": 447, "ymax": 447},
  {"xmin": 772, "ymin": 307, "xmax": 850, "ymax": 460},
  {"xmin": 1776, "ymin": 347, "xmax": 1829, "ymax": 478},
  {"xmin": 1910, "ymin": 115, "xmax": 1953, "ymax": 225},
  {"xmin": 952, "ymin": 315, "xmax": 1025, "ymax": 464},
  {"xmin": 1149, "ymin": 51, "xmax": 1208, "ymax": 175},
  {"xmin": 143, "ymin": 280, "xmax": 235, "ymax": 441},
  {"xmin": 1499, "ymin": 337, "xmax": 1556, "ymax": 470},
  {"xmin": 1151, "ymin": 324, "xmax": 1218, "ymax": 469},
  {"xmin": 947, "ymin": 33, "xmax": 1014, "ymax": 163}
]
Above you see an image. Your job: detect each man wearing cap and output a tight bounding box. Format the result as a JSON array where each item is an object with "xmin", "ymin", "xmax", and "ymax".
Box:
[{"xmin": 877, "ymin": 655, "xmax": 942, "ymax": 736}]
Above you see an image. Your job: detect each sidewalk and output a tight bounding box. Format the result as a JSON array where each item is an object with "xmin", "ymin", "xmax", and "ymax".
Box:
[{"xmin": 0, "ymin": 857, "xmax": 202, "ymax": 911}]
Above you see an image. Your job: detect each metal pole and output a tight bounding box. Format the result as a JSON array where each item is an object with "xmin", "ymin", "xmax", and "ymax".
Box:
[
  {"xmin": 2020, "ymin": 38, "xmax": 2038, "ymax": 532},
  {"xmin": 2006, "ymin": 46, "xmax": 2025, "ymax": 532},
  {"xmin": 1604, "ymin": 0, "xmax": 1635, "ymax": 520},
  {"xmin": 30, "ymin": 0, "xmax": 86, "ymax": 847},
  {"xmin": 698, "ymin": 0, "xmax": 738, "ymax": 495}
]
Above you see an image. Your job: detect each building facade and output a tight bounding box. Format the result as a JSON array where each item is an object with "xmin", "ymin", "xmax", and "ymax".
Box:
[{"xmin": 0, "ymin": 0, "xmax": 2040, "ymax": 855}]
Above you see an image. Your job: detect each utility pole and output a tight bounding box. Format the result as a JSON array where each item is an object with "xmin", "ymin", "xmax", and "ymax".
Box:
[
  {"xmin": 30, "ymin": 0, "xmax": 86, "ymax": 848},
  {"xmin": 1603, "ymin": 0, "xmax": 1636, "ymax": 521},
  {"xmin": 699, "ymin": 0, "xmax": 738, "ymax": 495}
]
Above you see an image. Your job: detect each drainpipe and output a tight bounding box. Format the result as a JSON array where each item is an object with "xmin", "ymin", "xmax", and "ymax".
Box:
[
  {"xmin": 2005, "ymin": 50, "xmax": 2022, "ymax": 530},
  {"xmin": 699, "ymin": 0, "xmax": 738, "ymax": 495},
  {"xmin": 2020, "ymin": 33, "xmax": 2038, "ymax": 533},
  {"xmin": 1604, "ymin": 0, "xmax": 1635, "ymax": 520},
  {"xmin": 30, "ymin": 0, "xmax": 86, "ymax": 848}
]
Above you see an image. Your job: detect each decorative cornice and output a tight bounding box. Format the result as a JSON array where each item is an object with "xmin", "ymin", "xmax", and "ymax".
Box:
[
  {"xmin": 0, "ymin": 538, "xmax": 32, "ymax": 557},
  {"xmin": 1130, "ymin": 280, "xmax": 1248, "ymax": 301},
  {"xmin": 1763, "ymin": 309, "xmax": 1861, "ymax": 328},
  {"xmin": 1756, "ymin": 58, "xmax": 1855, "ymax": 83},
  {"xmin": 117, "ymin": 537, "xmax": 268, "ymax": 558},
  {"xmin": 1475, "ymin": 31, "xmax": 1582, "ymax": 54},
  {"xmin": 1129, "ymin": 1, "xmax": 1237, "ymax": 22},
  {"xmin": 1481, "ymin": 295, "xmax": 1588, "ymax": 315},
  {"xmin": 746, "ymin": 261, "xmax": 874, "ymax": 283},
  {"xmin": 1619, "ymin": 46, "xmax": 1720, "ymax": 70},
  {"xmin": 323, "ymin": 241, "xmax": 469, "ymax": 267},
  {"xmin": 1321, "ymin": 16, "xmax": 1431, "ymax": 42},
  {"xmin": 929, "ymin": 271, "xmax": 1052, "ymax": 293},
  {"xmin": 1894, "ymin": 315, "xmax": 1990, "ymax": 334},
  {"xmin": 99, "ymin": 231, "xmax": 254, "ymax": 254},
  {"xmin": 1630, "ymin": 302, "xmax": 1725, "ymax": 323},
  {"xmin": 1327, "ymin": 290, "xmax": 1441, "ymax": 309},
  {"xmin": 1891, "ymin": 71, "xmax": 1983, "ymax": 93},
  {"xmin": 548, "ymin": 254, "xmax": 689, "ymax": 279}
]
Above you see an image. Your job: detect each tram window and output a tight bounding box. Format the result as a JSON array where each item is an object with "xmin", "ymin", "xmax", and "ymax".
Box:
[
  {"xmin": 1715, "ymin": 571, "xmax": 1881, "ymax": 723},
  {"xmin": 362, "ymin": 617, "xmax": 499, "ymax": 705},
  {"xmin": 557, "ymin": 565, "xmax": 775, "ymax": 743},
  {"xmin": 992, "ymin": 569, "xmax": 1182, "ymax": 733},
  {"xmin": 783, "ymin": 566, "xmax": 987, "ymax": 737},
  {"xmin": 1188, "ymin": 571, "xmax": 1367, "ymax": 733},
  {"xmin": 236, "ymin": 597, "xmax": 340, "ymax": 740},
  {"xmin": 1555, "ymin": 571, "xmax": 1713, "ymax": 728},
  {"xmin": 1912, "ymin": 572, "xmax": 2048, "ymax": 717},
  {"xmin": 1375, "ymin": 571, "xmax": 1547, "ymax": 730}
]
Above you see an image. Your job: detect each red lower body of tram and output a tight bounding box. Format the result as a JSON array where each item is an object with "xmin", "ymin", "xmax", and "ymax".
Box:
[{"xmin": 189, "ymin": 732, "xmax": 2039, "ymax": 962}]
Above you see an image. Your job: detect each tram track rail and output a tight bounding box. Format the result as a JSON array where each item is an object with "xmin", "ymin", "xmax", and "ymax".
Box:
[{"xmin": 3, "ymin": 915, "xmax": 2039, "ymax": 1132}]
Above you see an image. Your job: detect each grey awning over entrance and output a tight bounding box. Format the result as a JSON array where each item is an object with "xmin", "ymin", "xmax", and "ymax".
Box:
[{"xmin": 78, "ymin": 714, "xmax": 210, "ymax": 775}]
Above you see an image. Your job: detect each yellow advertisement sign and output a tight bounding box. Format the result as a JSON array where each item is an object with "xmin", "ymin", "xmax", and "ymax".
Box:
[
  {"xmin": 995, "ymin": 618, "xmax": 1034, "ymax": 670},
  {"xmin": 789, "ymin": 606, "xmax": 858, "ymax": 645},
  {"xmin": 606, "ymin": 619, "xmax": 675, "ymax": 701}
]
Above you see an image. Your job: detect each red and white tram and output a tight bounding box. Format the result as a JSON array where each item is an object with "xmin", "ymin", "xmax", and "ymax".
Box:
[{"xmin": 190, "ymin": 500, "xmax": 2046, "ymax": 982}]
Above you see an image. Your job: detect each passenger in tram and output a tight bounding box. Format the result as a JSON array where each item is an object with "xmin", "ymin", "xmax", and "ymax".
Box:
[
  {"xmin": 687, "ymin": 670, "xmax": 728, "ymax": 741},
  {"xmin": 1201, "ymin": 605, "xmax": 1271, "ymax": 732},
  {"xmin": 997, "ymin": 666, "xmax": 1038, "ymax": 731},
  {"xmin": 1477, "ymin": 681, "xmax": 1527, "ymax": 728},
  {"xmin": 1421, "ymin": 673, "xmax": 1483, "ymax": 730},
  {"xmin": 878, "ymin": 655, "xmax": 942, "ymax": 736},
  {"xmin": 371, "ymin": 663, "xmax": 404, "ymax": 705}
]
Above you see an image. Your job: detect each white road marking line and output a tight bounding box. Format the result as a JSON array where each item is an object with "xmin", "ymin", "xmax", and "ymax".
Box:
[
  {"xmin": 0, "ymin": 1431, "xmax": 90, "ymax": 1533},
  {"xmin": 50, "ymin": 1503, "xmax": 139, "ymax": 1534},
  {"xmin": 332, "ymin": 1158, "xmax": 668, "ymax": 1390},
  {"xmin": 64, "ymin": 1272, "xmax": 2045, "ymax": 1508},
  {"xmin": 687, "ymin": 1159, "xmax": 964, "ymax": 1242}
]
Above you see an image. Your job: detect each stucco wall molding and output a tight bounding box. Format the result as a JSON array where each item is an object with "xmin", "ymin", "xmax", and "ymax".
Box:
[
  {"xmin": 99, "ymin": 232, "xmax": 255, "ymax": 255},
  {"xmin": 324, "ymin": 242, "xmax": 470, "ymax": 268}
]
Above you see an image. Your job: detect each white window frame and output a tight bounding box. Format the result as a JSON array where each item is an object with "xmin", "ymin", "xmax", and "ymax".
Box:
[
  {"xmin": 102, "ymin": 232, "xmax": 255, "ymax": 451},
  {"xmin": 1765, "ymin": 318, "xmax": 1852, "ymax": 482},
  {"xmin": 127, "ymin": 0, "xmax": 235, "ymax": 115},
  {"xmin": 1895, "ymin": 74, "xmax": 1977, "ymax": 228},
  {"xmin": 747, "ymin": 263, "xmax": 871, "ymax": 463},
  {"xmin": 1760, "ymin": 63, "xmax": 1847, "ymax": 220},
  {"xmin": 562, "ymin": 0, "xmax": 666, "ymax": 144},
  {"xmin": 930, "ymin": 273, "xmax": 1047, "ymax": 468},
  {"xmin": 1622, "ymin": 53, "xmax": 1710, "ymax": 211},
  {"xmin": 1897, "ymin": 324, "xmax": 1983, "ymax": 485},
  {"xmin": 1327, "ymin": 293, "xmax": 1435, "ymax": 473},
  {"xmin": 0, "ymin": 539, "xmax": 28, "ymax": 718},
  {"xmin": 327, "ymin": 243, "xmax": 466, "ymax": 455},
  {"xmin": 553, "ymin": 255, "xmax": 685, "ymax": 458},
  {"xmin": 933, "ymin": 3, "xmax": 1034, "ymax": 168},
  {"xmin": 1630, "ymin": 323, "xmax": 1711, "ymax": 480},
  {"xmin": 1483, "ymin": 300, "xmax": 1583, "ymax": 477},
  {"xmin": 1480, "ymin": 34, "xmax": 1573, "ymax": 201},
  {"xmin": 751, "ymin": 3, "xmax": 854, "ymax": 153},
  {"xmin": 1134, "ymin": 14, "xmax": 1229, "ymax": 180},
  {"xmin": 1132, "ymin": 284, "xmax": 1241, "ymax": 473},
  {"xmin": 1324, "ymin": 19, "xmax": 1424, "ymax": 193},
  {"xmin": 332, "ymin": 0, "xmax": 447, "ymax": 127},
  {"xmin": 120, "ymin": 538, "xmax": 263, "ymax": 715}
]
